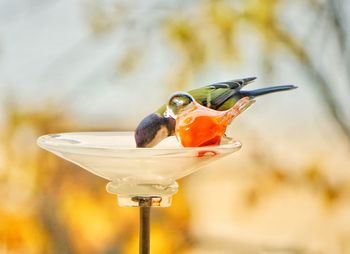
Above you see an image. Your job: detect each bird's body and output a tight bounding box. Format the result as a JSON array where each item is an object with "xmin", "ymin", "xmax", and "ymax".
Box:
[{"xmin": 135, "ymin": 77, "xmax": 296, "ymax": 147}]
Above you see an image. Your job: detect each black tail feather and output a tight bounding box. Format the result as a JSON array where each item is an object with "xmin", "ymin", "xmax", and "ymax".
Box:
[{"xmin": 240, "ymin": 85, "xmax": 297, "ymax": 98}]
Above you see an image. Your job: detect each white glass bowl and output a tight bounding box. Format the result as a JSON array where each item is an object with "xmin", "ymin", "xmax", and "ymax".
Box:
[{"xmin": 37, "ymin": 132, "xmax": 241, "ymax": 207}]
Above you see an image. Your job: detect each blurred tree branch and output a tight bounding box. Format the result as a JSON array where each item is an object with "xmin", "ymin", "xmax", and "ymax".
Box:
[
  {"xmin": 277, "ymin": 0, "xmax": 350, "ymax": 140},
  {"xmin": 326, "ymin": 0, "xmax": 350, "ymax": 83},
  {"xmin": 264, "ymin": 20, "xmax": 350, "ymax": 140}
]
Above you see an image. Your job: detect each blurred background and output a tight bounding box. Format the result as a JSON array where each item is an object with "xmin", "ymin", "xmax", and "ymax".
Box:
[{"xmin": 0, "ymin": 0, "xmax": 350, "ymax": 253}]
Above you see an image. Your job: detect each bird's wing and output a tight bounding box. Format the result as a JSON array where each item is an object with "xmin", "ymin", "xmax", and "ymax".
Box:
[
  {"xmin": 157, "ymin": 77, "xmax": 257, "ymax": 115},
  {"xmin": 189, "ymin": 77, "xmax": 256, "ymax": 109},
  {"xmin": 207, "ymin": 77, "xmax": 256, "ymax": 90}
]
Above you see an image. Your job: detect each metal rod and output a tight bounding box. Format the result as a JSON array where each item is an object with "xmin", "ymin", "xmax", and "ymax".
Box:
[{"xmin": 137, "ymin": 198, "xmax": 151, "ymax": 254}]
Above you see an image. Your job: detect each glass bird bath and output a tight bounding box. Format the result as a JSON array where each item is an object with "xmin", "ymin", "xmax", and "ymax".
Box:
[{"xmin": 37, "ymin": 132, "xmax": 241, "ymax": 253}]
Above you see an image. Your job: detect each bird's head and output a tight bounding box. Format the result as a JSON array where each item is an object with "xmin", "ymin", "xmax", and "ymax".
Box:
[
  {"xmin": 166, "ymin": 92, "xmax": 195, "ymax": 117},
  {"xmin": 134, "ymin": 113, "xmax": 175, "ymax": 148},
  {"xmin": 134, "ymin": 92, "xmax": 195, "ymax": 148}
]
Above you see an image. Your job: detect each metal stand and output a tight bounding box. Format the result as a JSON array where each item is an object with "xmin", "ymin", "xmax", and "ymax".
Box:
[
  {"xmin": 134, "ymin": 197, "xmax": 153, "ymax": 254},
  {"xmin": 140, "ymin": 206, "xmax": 150, "ymax": 254}
]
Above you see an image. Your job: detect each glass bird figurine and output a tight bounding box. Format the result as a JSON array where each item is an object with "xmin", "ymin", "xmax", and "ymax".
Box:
[{"xmin": 166, "ymin": 92, "xmax": 255, "ymax": 147}]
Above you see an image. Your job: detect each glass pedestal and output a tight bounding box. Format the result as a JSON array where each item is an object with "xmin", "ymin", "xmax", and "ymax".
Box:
[{"xmin": 37, "ymin": 132, "xmax": 241, "ymax": 253}]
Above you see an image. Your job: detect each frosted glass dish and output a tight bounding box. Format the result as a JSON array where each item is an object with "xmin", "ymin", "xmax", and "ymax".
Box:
[{"xmin": 37, "ymin": 132, "xmax": 241, "ymax": 207}]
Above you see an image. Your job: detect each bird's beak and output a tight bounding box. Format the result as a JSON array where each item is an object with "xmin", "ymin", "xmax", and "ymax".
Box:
[{"xmin": 134, "ymin": 113, "xmax": 175, "ymax": 148}]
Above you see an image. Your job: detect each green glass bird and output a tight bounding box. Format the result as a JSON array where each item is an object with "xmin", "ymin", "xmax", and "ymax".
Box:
[{"xmin": 135, "ymin": 77, "xmax": 297, "ymax": 147}]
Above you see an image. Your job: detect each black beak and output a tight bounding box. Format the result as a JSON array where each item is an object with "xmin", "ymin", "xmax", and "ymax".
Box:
[{"xmin": 134, "ymin": 113, "xmax": 175, "ymax": 147}]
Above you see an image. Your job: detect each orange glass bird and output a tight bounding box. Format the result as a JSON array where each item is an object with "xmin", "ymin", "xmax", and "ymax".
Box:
[{"xmin": 166, "ymin": 92, "xmax": 255, "ymax": 147}]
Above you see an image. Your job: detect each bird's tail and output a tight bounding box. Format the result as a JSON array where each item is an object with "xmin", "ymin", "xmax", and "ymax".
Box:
[{"xmin": 240, "ymin": 85, "xmax": 297, "ymax": 98}]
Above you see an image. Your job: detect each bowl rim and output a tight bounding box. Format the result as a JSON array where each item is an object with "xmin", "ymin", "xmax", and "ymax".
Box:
[{"xmin": 37, "ymin": 131, "xmax": 242, "ymax": 154}]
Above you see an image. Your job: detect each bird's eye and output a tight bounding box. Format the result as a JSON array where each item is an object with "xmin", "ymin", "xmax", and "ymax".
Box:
[
  {"xmin": 170, "ymin": 98, "xmax": 179, "ymax": 107},
  {"xmin": 167, "ymin": 92, "xmax": 194, "ymax": 116},
  {"xmin": 170, "ymin": 96, "xmax": 183, "ymax": 107}
]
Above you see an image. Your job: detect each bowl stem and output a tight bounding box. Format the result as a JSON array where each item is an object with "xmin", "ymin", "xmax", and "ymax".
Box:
[{"xmin": 138, "ymin": 198, "xmax": 151, "ymax": 254}]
